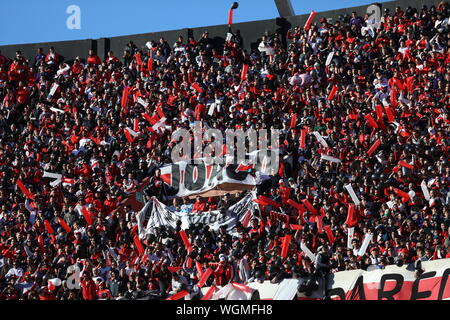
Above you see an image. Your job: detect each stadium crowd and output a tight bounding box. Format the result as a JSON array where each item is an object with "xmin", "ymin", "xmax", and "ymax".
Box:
[{"xmin": 0, "ymin": 2, "xmax": 449, "ymax": 300}]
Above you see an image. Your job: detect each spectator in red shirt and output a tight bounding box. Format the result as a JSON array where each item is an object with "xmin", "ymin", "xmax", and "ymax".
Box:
[{"xmin": 87, "ymin": 49, "xmax": 102, "ymax": 66}]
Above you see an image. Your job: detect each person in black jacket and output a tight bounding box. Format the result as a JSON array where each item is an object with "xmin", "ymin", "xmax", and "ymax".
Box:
[{"xmin": 314, "ymin": 245, "xmax": 332, "ymax": 299}]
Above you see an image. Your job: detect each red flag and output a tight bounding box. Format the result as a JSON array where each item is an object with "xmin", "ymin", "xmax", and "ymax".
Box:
[
  {"xmin": 194, "ymin": 107, "xmax": 200, "ymax": 121},
  {"xmin": 134, "ymin": 52, "xmax": 143, "ymax": 65},
  {"xmin": 179, "ymin": 230, "xmax": 193, "ymax": 253},
  {"xmin": 367, "ymin": 139, "xmax": 381, "ymax": 156},
  {"xmin": 232, "ymin": 283, "xmax": 252, "ymax": 293},
  {"xmin": 48, "ymin": 280, "xmax": 56, "ymax": 291},
  {"xmin": 390, "ymin": 88, "xmax": 398, "ymax": 108},
  {"xmin": 405, "ymin": 76, "xmax": 414, "ymax": 92},
  {"xmin": 121, "ymin": 87, "xmax": 129, "ymax": 108},
  {"xmin": 304, "ymin": 10, "xmax": 316, "ymax": 30},
  {"xmin": 191, "ymin": 82, "xmax": 203, "ymax": 93},
  {"xmin": 38, "ymin": 235, "xmax": 44, "ymax": 248},
  {"xmin": 393, "ymin": 188, "xmax": 410, "ymax": 200},
  {"xmin": 133, "ymin": 235, "xmax": 145, "ymax": 256},
  {"xmin": 399, "ymin": 130, "xmax": 410, "ymax": 138},
  {"xmin": 385, "ymin": 107, "xmax": 395, "ymax": 123},
  {"xmin": 44, "ymin": 220, "xmax": 54, "ymax": 234},
  {"xmin": 17, "ymin": 179, "xmax": 35, "ymax": 200},
  {"xmin": 240, "ymin": 64, "xmax": 248, "ymax": 81},
  {"xmin": 142, "ymin": 113, "xmax": 153, "ymax": 124},
  {"xmin": 394, "ymin": 78, "xmax": 405, "ymax": 91},
  {"xmin": 324, "ymin": 225, "xmax": 335, "ymax": 243},
  {"xmin": 345, "ymin": 203, "xmax": 359, "ymax": 228},
  {"xmin": 228, "ymin": 8, "xmax": 234, "ymax": 25},
  {"xmin": 299, "ymin": 128, "xmax": 307, "ymax": 148},
  {"xmin": 133, "ymin": 118, "xmax": 139, "ymax": 132},
  {"xmin": 364, "ymin": 114, "xmax": 378, "ymax": 129},
  {"xmin": 287, "ymin": 199, "xmax": 307, "ymax": 213},
  {"xmin": 124, "ymin": 129, "xmax": 134, "ymax": 143},
  {"xmin": 301, "ymin": 199, "xmax": 318, "ymax": 214},
  {"xmin": 166, "ymin": 290, "xmax": 189, "ymax": 300},
  {"xmin": 196, "ymin": 261, "xmax": 203, "ymax": 278},
  {"xmin": 375, "ymin": 105, "xmax": 383, "ymax": 121},
  {"xmin": 197, "ymin": 268, "xmax": 212, "ymax": 288},
  {"xmin": 81, "ymin": 207, "xmax": 93, "ymax": 225},
  {"xmin": 201, "ymin": 285, "xmax": 216, "ymax": 300},
  {"xmin": 398, "ymin": 160, "xmax": 414, "ymax": 170},
  {"xmin": 290, "ymin": 113, "xmax": 297, "ymax": 129},
  {"xmin": 131, "ymin": 225, "xmax": 138, "ymax": 237},
  {"xmin": 168, "ymin": 266, "xmax": 183, "ymax": 273},
  {"xmin": 62, "ymin": 177, "xmax": 75, "ymax": 185},
  {"xmin": 58, "ymin": 218, "xmax": 71, "ymax": 233},
  {"xmin": 156, "ymin": 106, "xmax": 165, "ymax": 119},
  {"xmin": 241, "ymin": 209, "xmax": 252, "ymax": 228},
  {"xmin": 359, "ymin": 133, "xmax": 365, "ymax": 145},
  {"xmin": 319, "ymin": 207, "xmax": 326, "ymax": 218},
  {"xmin": 327, "ymin": 85, "xmax": 338, "ymax": 101},
  {"xmin": 315, "ymin": 215, "xmax": 323, "ymax": 233},
  {"xmin": 281, "ymin": 235, "xmax": 291, "ymax": 258},
  {"xmin": 269, "ymin": 211, "xmax": 289, "ymax": 224},
  {"xmin": 257, "ymin": 195, "xmax": 281, "ymax": 208},
  {"xmin": 147, "ymin": 58, "xmax": 153, "ymax": 71},
  {"xmin": 289, "ymin": 224, "xmax": 303, "ymax": 230}
]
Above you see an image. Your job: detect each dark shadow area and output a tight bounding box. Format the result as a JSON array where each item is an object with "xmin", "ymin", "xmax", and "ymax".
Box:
[{"xmin": 275, "ymin": 17, "xmax": 291, "ymax": 49}]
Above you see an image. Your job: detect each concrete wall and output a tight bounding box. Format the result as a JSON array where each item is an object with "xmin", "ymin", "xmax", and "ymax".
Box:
[{"xmin": 0, "ymin": 0, "xmax": 442, "ymax": 63}]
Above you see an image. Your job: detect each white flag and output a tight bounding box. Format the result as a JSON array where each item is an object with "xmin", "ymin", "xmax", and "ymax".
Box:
[
  {"xmin": 421, "ymin": 180, "xmax": 431, "ymax": 201},
  {"xmin": 152, "ymin": 117, "xmax": 167, "ymax": 132},
  {"xmin": 125, "ymin": 127, "xmax": 139, "ymax": 138},
  {"xmin": 344, "ymin": 184, "xmax": 361, "ymax": 206},
  {"xmin": 320, "ymin": 154, "xmax": 341, "ymax": 163},
  {"xmin": 312, "ymin": 131, "xmax": 329, "ymax": 148},
  {"xmin": 300, "ymin": 242, "xmax": 316, "ymax": 261},
  {"xmin": 137, "ymin": 97, "xmax": 149, "ymax": 108},
  {"xmin": 208, "ymin": 103, "xmax": 216, "ymax": 116},
  {"xmin": 358, "ymin": 233, "xmax": 373, "ymax": 256},
  {"xmin": 43, "ymin": 171, "xmax": 63, "ymax": 180},
  {"xmin": 48, "ymin": 83, "xmax": 59, "ymax": 98},
  {"xmin": 50, "ymin": 107, "xmax": 65, "ymax": 113},
  {"xmin": 347, "ymin": 227, "xmax": 355, "ymax": 249},
  {"xmin": 43, "ymin": 171, "xmax": 63, "ymax": 187},
  {"xmin": 325, "ymin": 51, "xmax": 334, "ymax": 66}
]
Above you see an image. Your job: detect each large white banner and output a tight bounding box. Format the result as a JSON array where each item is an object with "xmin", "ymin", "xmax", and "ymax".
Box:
[{"xmin": 137, "ymin": 191, "xmax": 259, "ymax": 239}]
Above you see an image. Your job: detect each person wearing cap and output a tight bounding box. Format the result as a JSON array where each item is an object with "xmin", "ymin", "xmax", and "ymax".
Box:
[
  {"xmin": 369, "ymin": 247, "xmax": 382, "ymax": 266},
  {"xmin": 97, "ymin": 281, "xmax": 112, "ymax": 300}
]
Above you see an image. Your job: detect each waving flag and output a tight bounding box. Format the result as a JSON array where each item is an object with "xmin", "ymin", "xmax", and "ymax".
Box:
[
  {"xmin": 17, "ymin": 179, "xmax": 35, "ymax": 200},
  {"xmin": 228, "ymin": 2, "xmax": 239, "ymax": 25},
  {"xmin": 304, "ymin": 10, "xmax": 316, "ymax": 30}
]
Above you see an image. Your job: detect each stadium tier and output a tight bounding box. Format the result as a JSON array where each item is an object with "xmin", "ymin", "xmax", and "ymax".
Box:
[{"xmin": 0, "ymin": 0, "xmax": 449, "ymax": 300}]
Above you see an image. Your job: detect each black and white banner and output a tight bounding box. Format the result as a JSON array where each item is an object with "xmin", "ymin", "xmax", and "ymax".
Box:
[
  {"xmin": 157, "ymin": 150, "xmax": 277, "ymax": 199},
  {"xmin": 137, "ymin": 191, "xmax": 259, "ymax": 239}
]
